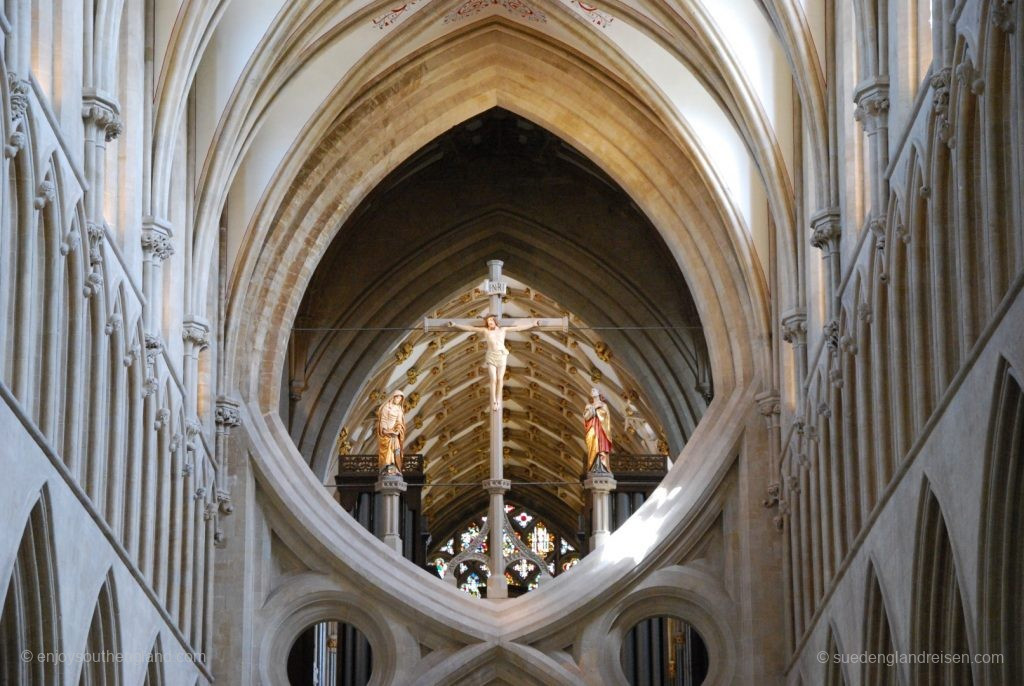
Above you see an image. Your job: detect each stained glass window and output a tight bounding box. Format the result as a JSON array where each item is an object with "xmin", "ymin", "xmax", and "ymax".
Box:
[
  {"xmin": 529, "ymin": 522, "xmax": 553, "ymax": 556},
  {"xmin": 460, "ymin": 573, "xmax": 484, "ymax": 598},
  {"xmin": 427, "ymin": 503, "xmax": 583, "ymax": 597},
  {"xmin": 512, "ymin": 559, "xmax": 536, "ymax": 579}
]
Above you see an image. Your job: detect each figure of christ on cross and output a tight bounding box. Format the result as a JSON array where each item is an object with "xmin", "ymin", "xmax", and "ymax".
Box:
[
  {"xmin": 424, "ymin": 260, "xmax": 568, "ymax": 597},
  {"xmin": 447, "ymin": 315, "xmax": 540, "ymax": 412}
]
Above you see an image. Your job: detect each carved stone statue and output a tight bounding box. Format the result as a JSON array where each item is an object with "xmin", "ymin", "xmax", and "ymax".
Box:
[
  {"xmin": 450, "ymin": 314, "xmax": 539, "ymax": 412},
  {"xmin": 584, "ymin": 388, "xmax": 612, "ymax": 472},
  {"xmin": 376, "ymin": 390, "xmax": 406, "ymax": 474}
]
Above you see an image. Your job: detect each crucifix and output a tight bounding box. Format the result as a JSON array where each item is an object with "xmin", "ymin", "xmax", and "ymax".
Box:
[{"xmin": 425, "ymin": 260, "xmax": 567, "ymax": 598}]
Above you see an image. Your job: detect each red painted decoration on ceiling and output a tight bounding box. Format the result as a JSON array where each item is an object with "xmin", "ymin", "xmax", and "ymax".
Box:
[
  {"xmin": 444, "ymin": 0, "xmax": 547, "ymax": 23},
  {"xmin": 563, "ymin": 0, "xmax": 614, "ymax": 28},
  {"xmin": 373, "ymin": 2, "xmax": 423, "ymax": 29}
]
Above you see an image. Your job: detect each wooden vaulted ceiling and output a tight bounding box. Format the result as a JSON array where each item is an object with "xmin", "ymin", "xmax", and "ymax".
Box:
[
  {"xmin": 337, "ymin": 277, "xmax": 669, "ymax": 535},
  {"xmin": 285, "ymin": 107, "xmax": 712, "ymax": 536}
]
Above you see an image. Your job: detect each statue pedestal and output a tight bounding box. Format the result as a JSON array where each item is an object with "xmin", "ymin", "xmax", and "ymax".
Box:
[
  {"xmin": 374, "ymin": 474, "xmax": 407, "ymax": 554},
  {"xmin": 584, "ymin": 473, "xmax": 617, "ymax": 549}
]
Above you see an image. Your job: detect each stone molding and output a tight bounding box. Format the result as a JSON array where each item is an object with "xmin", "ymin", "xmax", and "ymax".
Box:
[{"xmin": 81, "ymin": 90, "xmax": 123, "ymax": 141}]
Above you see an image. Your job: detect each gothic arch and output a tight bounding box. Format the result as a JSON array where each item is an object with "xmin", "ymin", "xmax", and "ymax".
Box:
[
  {"xmin": 0, "ymin": 486, "xmax": 62, "ymax": 685},
  {"xmin": 223, "ymin": 17, "xmax": 771, "ymax": 653},
  {"xmin": 823, "ymin": 623, "xmax": 848, "ymax": 686},
  {"xmin": 909, "ymin": 479, "xmax": 974, "ymax": 685},
  {"xmin": 143, "ymin": 634, "xmax": 165, "ymax": 686},
  {"xmin": 226, "ymin": 21, "xmax": 768, "ymax": 408},
  {"xmin": 79, "ymin": 569, "xmax": 121, "ymax": 686},
  {"xmin": 976, "ymin": 360, "xmax": 1024, "ymax": 683},
  {"xmin": 862, "ymin": 559, "xmax": 899, "ymax": 686}
]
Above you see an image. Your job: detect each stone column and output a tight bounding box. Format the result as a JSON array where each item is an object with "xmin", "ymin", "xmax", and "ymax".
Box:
[
  {"xmin": 141, "ymin": 218, "xmax": 174, "ymax": 332},
  {"xmin": 809, "ymin": 209, "xmax": 842, "ymax": 320},
  {"xmin": 81, "ymin": 91, "xmax": 122, "ymax": 226},
  {"xmin": 584, "ymin": 472, "xmax": 617, "ymax": 549},
  {"xmin": 214, "ymin": 397, "xmax": 241, "ymax": 539},
  {"xmin": 781, "ymin": 310, "xmax": 808, "ymax": 403},
  {"xmin": 374, "ymin": 474, "xmax": 407, "ymax": 554},
  {"xmin": 483, "ymin": 477, "xmax": 510, "ymax": 599}
]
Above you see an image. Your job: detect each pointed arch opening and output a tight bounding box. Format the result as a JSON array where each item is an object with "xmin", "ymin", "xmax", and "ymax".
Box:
[{"xmin": 0, "ymin": 486, "xmax": 62, "ymax": 685}]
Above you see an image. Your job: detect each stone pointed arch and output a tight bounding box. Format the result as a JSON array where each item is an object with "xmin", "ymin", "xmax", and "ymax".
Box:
[
  {"xmin": 862, "ymin": 559, "xmax": 899, "ymax": 685},
  {"xmin": 0, "ymin": 485, "xmax": 62, "ymax": 685},
  {"xmin": 977, "ymin": 359, "xmax": 1024, "ymax": 684},
  {"xmin": 823, "ymin": 623, "xmax": 848, "ymax": 686},
  {"xmin": 143, "ymin": 633, "xmax": 165, "ymax": 686},
  {"xmin": 909, "ymin": 479, "xmax": 974, "ymax": 685},
  {"xmin": 226, "ymin": 20, "xmax": 768, "ymax": 409},
  {"xmin": 224, "ymin": 16, "xmax": 771, "ymax": 655},
  {"xmin": 79, "ymin": 568, "xmax": 122, "ymax": 686}
]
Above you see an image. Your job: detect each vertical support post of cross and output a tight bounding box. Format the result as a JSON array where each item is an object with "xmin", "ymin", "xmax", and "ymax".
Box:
[
  {"xmin": 424, "ymin": 260, "xmax": 567, "ymax": 598},
  {"xmin": 484, "ymin": 260, "xmax": 509, "ymax": 597}
]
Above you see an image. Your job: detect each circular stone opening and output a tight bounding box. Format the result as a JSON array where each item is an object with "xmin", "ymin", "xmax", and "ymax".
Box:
[
  {"xmin": 620, "ymin": 616, "xmax": 708, "ymax": 686},
  {"xmin": 286, "ymin": 619, "xmax": 373, "ymax": 686}
]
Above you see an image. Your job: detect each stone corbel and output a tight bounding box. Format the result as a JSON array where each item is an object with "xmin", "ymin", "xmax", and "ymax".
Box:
[
  {"xmin": 955, "ymin": 58, "xmax": 985, "ymax": 95},
  {"xmin": 992, "ymin": 0, "xmax": 1016, "ymax": 33},
  {"xmin": 763, "ymin": 480, "xmax": 787, "ymax": 531},
  {"xmin": 756, "ymin": 391, "xmax": 781, "ymax": 428},
  {"xmin": 839, "ymin": 333, "xmax": 858, "ymax": 356},
  {"xmin": 123, "ymin": 341, "xmax": 141, "ymax": 367},
  {"xmin": 857, "ymin": 302, "xmax": 872, "ymax": 324},
  {"xmin": 60, "ymin": 225, "xmax": 81, "ymax": 255},
  {"xmin": 34, "ymin": 180, "xmax": 55, "ymax": 209},
  {"xmin": 868, "ymin": 216, "xmax": 889, "ymax": 282},
  {"xmin": 809, "ymin": 208, "xmax": 842, "ymax": 255},
  {"xmin": 216, "ymin": 490, "xmax": 234, "ymax": 516},
  {"xmin": 83, "ymin": 222, "xmax": 105, "ymax": 298},
  {"xmin": 823, "ymin": 319, "xmax": 840, "ymax": 353},
  {"xmin": 185, "ymin": 418, "xmax": 203, "ymax": 453},
  {"xmin": 105, "ymin": 313, "xmax": 122, "ymax": 336},
  {"xmin": 930, "ymin": 67, "xmax": 953, "ymax": 145},
  {"xmin": 155, "ymin": 407, "xmax": 171, "ymax": 431},
  {"xmin": 6, "ymin": 72, "xmax": 29, "ymax": 156}
]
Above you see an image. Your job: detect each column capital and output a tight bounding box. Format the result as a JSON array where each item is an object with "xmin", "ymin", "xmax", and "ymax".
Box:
[
  {"xmin": 182, "ymin": 317, "xmax": 210, "ymax": 351},
  {"xmin": 780, "ymin": 310, "xmax": 807, "ymax": 347},
  {"xmin": 141, "ymin": 217, "xmax": 175, "ymax": 263},
  {"xmin": 809, "ymin": 208, "xmax": 842, "ymax": 253},
  {"xmin": 853, "ymin": 77, "xmax": 890, "ymax": 132},
  {"xmin": 375, "ymin": 474, "xmax": 408, "ymax": 494},
  {"xmin": 215, "ymin": 397, "xmax": 242, "ymax": 428},
  {"xmin": 482, "ymin": 478, "xmax": 510, "ymax": 494},
  {"xmin": 755, "ymin": 390, "xmax": 781, "ymax": 416},
  {"xmin": 81, "ymin": 89, "xmax": 123, "ymax": 141},
  {"xmin": 583, "ymin": 474, "xmax": 617, "ymax": 491}
]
